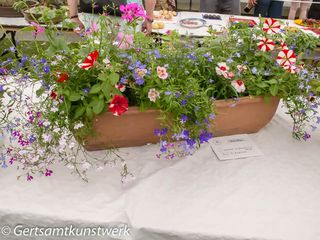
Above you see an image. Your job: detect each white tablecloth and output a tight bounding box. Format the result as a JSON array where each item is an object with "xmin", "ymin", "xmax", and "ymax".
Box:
[
  {"xmin": 153, "ymin": 12, "xmax": 319, "ymax": 37},
  {"xmin": 1, "ymin": 103, "xmax": 320, "ymax": 240}
]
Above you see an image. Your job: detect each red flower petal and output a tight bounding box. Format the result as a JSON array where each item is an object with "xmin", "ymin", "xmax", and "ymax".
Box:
[
  {"xmin": 50, "ymin": 91, "xmax": 57, "ymax": 99},
  {"xmin": 56, "ymin": 73, "xmax": 69, "ymax": 83},
  {"xmin": 80, "ymin": 50, "xmax": 99, "ymax": 70},
  {"xmin": 109, "ymin": 95, "xmax": 128, "ymax": 116}
]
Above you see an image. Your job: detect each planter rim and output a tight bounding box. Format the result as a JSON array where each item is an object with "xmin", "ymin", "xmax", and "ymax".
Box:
[
  {"xmin": 214, "ymin": 95, "xmax": 279, "ymax": 107},
  {"xmin": 112, "ymin": 96, "xmax": 279, "ymax": 115}
]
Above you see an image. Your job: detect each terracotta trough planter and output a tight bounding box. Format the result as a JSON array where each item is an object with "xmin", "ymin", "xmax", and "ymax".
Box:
[{"xmin": 83, "ymin": 96, "xmax": 280, "ymax": 151}]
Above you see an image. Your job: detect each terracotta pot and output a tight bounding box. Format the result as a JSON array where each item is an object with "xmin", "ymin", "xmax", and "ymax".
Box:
[{"xmin": 83, "ymin": 96, "xmax": 280, "ymax": 151}]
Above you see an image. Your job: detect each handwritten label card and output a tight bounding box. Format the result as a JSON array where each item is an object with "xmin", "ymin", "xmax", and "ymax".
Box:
[{"xmin": 210, "ymin": 134, "xmax": 263, "ymax": 161}]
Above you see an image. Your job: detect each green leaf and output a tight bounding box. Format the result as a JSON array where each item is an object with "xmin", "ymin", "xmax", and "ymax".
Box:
[
  {"xmin": 256, "ymin": 82, "xmax": 268, "ymax": 88},
  {"xmin": 316, "ymin": 86, "xmax": 320, "ymax": 92},
  {"xmin": 69, "ymin": 92, "xmax": 81, "ymax": 101},
  {"xmin": 98, "ymin": 72, "xmax": 109, "ymax": 82},
  {"xmin": 36, "ymin": 88, "xmax": 45, "ymax": 97},
  {"xmin": 89, "ymin": 84, "xmax": 101, "ymax": 94},
  {"xmin": 92, "ymin": 100, "xmax": 105, "ymax": 114},
  {"xmin": 266, "ymin": 79, "xmax": 278, "ymax": 84},
  {"xmin": 270, "ymin": 84, "xmax": 279, "ymax": 96},
  {"xmin": 101, "ymin": 82, "xmax": 111, "ymax": 99},
  {"xmin": 63, "ymin": 100, "xmax": 71, "ymax": 113},
  {"xmin": 110, "ymin": 72, "xmax": 119, "ymax": 85},
  {"xmin": 20, "ymin": 26, "xmax": 35, "ymax": 32},
  {"xmin": 86, "ymin": 106, "xmax": 94, "ymax": 119},
  {"xmin": 73, "ymin": 106, "xmax": 85, "ymax": 119},
  {"xmin": 62, "ymin": 89, "xmax": 70, "ymax": 98}
]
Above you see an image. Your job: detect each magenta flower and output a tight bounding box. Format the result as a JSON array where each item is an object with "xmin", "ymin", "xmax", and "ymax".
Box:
[
  {"xmin": 27, "ymin": 174, "xmax": 33, "ymax": 181},
  {"xmin": 119, "ymin": 3, "xmax": 146, "ymax": 23},
  {"xmin": 30, "ymin": 22, "xmax": 45, "ymax": 37},
  {"xmin": 116, "ymin": 32, "xmax": 134, "ymax": 49},
  {"xmin": 45, "ymin": 169, "xmax": 53, "ymax": 177}
]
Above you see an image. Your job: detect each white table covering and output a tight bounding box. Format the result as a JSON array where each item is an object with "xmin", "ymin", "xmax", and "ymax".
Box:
[
  {"xmin": 1, "ymin": 103, "xmax": 320, "ymax": 240},
  {"xmin": 153, "ymin": 12, "xmax": 319, "ymax": 37}
]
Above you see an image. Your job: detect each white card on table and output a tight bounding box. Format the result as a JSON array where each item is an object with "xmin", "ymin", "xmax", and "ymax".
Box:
[{"xmin": 209, "ymin": 134, "xmax": 263, "ymax": 161}]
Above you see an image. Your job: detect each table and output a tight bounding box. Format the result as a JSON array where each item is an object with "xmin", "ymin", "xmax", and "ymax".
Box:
[
  {"xmin": 152, "ymin": 11, "xmax": 320, "ymax": 37},
  {"xmin": 1, "ymin": 103, "xmax": 320, "ymax": 240}
]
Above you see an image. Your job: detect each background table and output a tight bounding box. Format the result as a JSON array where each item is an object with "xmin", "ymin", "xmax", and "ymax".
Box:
[
  {"xmin": 1, "ymin": 102, "xmax": 320, "ymax": 240},
  {"xmin": 152, "ymin": 12, "xmax": 319, "ymax": 37}
]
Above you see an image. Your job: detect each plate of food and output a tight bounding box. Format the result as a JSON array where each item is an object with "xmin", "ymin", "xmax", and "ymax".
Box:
[
  {"xmin": 153, "ymin": 10, "xmax": 177, "ymax": 22},
  {"xmin": 294, "ymin": 19, "xmax": 320, "ymax": 29},
  {"xmin": 179, "ymin": 18, "xmax": 207, "ymax": 29},
  {"xmin": 152, "ymin": 22, "xmax": 165, "ymax": 30}
]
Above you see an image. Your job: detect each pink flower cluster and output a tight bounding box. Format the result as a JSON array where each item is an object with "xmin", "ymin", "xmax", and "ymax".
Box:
[{"xmin": 119, "ymin": 3, "xmax": 146, "ymax": 23}]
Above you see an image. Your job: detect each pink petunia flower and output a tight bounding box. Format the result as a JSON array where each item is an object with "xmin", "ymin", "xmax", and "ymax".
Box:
[
  {"xmin": 216, "ymin": 62, "xmax": 233, "ymax": 79},
  {"xmin": 231, "ymin": 80, "xmax": 246, "ymax": 93},
  {"xmin": 263, "ymin": 18, "xmax": 281, "ymax": 34},
  {"xmin": 119, "ymin": 3, "xmax": 146, "ymax": 23},
  {"xmin": 79, "ymin": 50, "xmax": 99, "ymax": 70},
  {"xmin": 116, "ymin": 32, "xmax": 134, "ymax": 49},
  {"xmin": 257, "ymin": 37, "xmax": 275, "ymax": 52},
  {"xmin": 30, "ymin": 21, "xmax": 45, "ymax": 37},
  {"xmin": 277, "ymin": 49, "xmax": 296, "ymax": 66},
  {"xmin": 148, "ymin": 88, "xmax": 160, "ymax": 102},
  {"xmin": 157, "ymin": 66, "xmax": 169, "ymax": 79}
]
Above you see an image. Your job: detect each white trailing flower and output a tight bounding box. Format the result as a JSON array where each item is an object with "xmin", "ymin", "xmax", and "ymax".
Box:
[
  {"xmin": 43, "ymin": 121, "xmax": 50, "ymax": 127},
  {"xmin": 81, "ymin": 162, "xmax": 92, "ymax": 171},
  {"xmin": 51, "ymin": 107, "xmax": 59, "ymax": 112},
  {"xmin": 52, "ymin": 128, "xmax": 60, "ymax": 133},
  {"xmin": 56, "ymin": 55, "xmax": 63, "ymax": 61},
  {"xmin": 103, "ymin": 57, "xmax": 111, "ymax": 66},
  {"xmin": 74, "ymin": 122, "xmax": 84, "ymax": 130},
  {"xmin": 42, "ymin": 133, "xmax": 52, "ymax": 143}
]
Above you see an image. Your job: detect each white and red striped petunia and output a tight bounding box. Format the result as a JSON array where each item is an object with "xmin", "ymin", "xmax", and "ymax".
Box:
[
  {"xmin": 263, "ymin": 18, "xmax": 281, "ymax": 34},
  {"xmin": 79, "ymin": 50, "xmax": 99, "ymax": 70},
  {"xmin": 277, "ymin": 49, "xmax": 296, "ymax": 66},
  {"xmin": 257, "ymin": 37, "xmax": 275, "ymax": 52},
  {"xmin": 115, "ymin": 83, "xmax": 126, "ymax": 92},
  {"xmin": 279, "ymin": 40, "xmax": 289, "ymax": 50}
]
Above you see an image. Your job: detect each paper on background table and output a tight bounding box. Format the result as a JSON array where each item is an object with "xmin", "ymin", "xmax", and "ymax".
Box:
[{"xmin": 210, "ymin": 134, "xmax": 263, "ymax": 161}]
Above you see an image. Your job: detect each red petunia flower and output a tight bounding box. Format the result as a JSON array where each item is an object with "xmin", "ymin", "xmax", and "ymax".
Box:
[
  {"xmin": 263, "ymin": 18, "xmax": 281, "ymax": 34},
  {"xmin": 79, "ymin": 50, "xmax": 99, "ymax": 70},
  {"xmin": 56, "ymin": 73, "xmax": 69, "ymax": 83},
  {"xmin": 50, "ymin": 91, "xmax": 57, "ymax": 99},
  {"xmin": 109, "ymin": 95, "xmax": 128, "ymax": 116}
]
